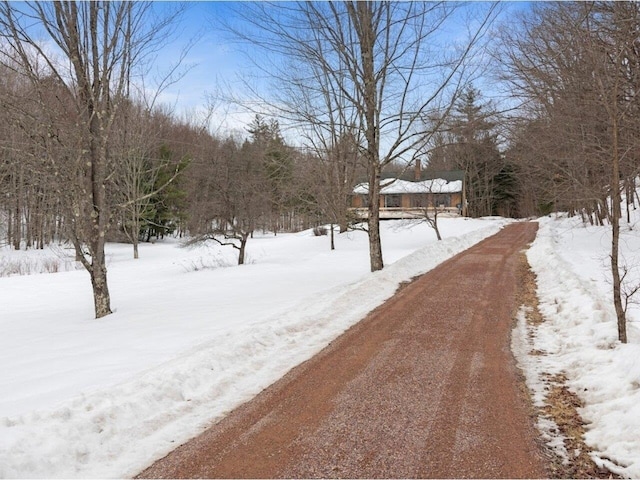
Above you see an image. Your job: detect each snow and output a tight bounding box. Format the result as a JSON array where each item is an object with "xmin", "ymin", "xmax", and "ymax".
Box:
[
  {"xmin": 353, "ymin": 178, "xmax": 463, "ymax": 195},
  {"xmin": 0, "ymin": 217, "xmax": 508, "ymax": 478},
  {"xmin": 5, "ymin": 206, "xmax": 639, "ymax": 479},
  {"xmin": 514, "ymin": 212, "xmax": 640, "ymax": 478}
]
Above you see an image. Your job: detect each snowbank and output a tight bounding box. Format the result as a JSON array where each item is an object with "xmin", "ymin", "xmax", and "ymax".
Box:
[{"xmin": 519, "ymin": 215, "xmax": 640, "ymax": 478}]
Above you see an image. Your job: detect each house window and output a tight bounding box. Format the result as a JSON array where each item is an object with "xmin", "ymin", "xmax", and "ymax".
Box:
[
  {"xmin": 435, "ymin": 194, "xmax": 451, "ymax": 207},
  {"xmin": 385, "ymin": 194, "xmax": 402, "ymax": 208},
  {"xmin": 411, "ymin": 194, "xmax": 428, "ymax": 208}
]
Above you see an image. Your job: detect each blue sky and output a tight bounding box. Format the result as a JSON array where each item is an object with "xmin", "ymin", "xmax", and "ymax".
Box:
[
  {"xmin": 152, "ymin": 1, "xmax": 533, "ymax": 136},
  {"xmin": 149, "ymin": 3, "xmax": 244, "ymax": 120}
]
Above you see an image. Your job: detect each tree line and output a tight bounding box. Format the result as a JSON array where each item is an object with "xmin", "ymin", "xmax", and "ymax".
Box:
[
  {"xmin": 1, "ymin": 1, "xmax": 638, "ymax": 342},
  {"xmin": 0, "ymin": 2, "xmax": 351, "ymax": 318},
  {"xmin": 499, "ymin": 2, "xmax": 640, "ymax": 343}
]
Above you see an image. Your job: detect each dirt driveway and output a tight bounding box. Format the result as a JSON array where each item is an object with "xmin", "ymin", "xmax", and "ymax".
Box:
[{"xmin": 137, "ymin": 222, "xmax": 547, "ymax": 478}]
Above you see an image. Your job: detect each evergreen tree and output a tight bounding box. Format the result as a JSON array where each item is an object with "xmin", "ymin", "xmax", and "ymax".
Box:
[
  {"xmin": 246, "ymin": 115, "xmax": 294, "ymax": 233},
  {"xmin": 429, "ymin": 87, "xmax": 508, "ymax": 217},
  {"xmin": 141, "ymin": 145, "xmax": 189, "ymax": 240}
]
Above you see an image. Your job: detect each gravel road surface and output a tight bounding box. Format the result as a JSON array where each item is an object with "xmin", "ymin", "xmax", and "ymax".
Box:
[{"xmin": 137, "ymin": 222, "xmax": 547, "ymax": 478}]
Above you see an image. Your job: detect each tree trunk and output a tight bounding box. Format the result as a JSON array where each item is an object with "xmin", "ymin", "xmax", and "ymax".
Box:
[
  {"xmin": 611, "ymin": 198, "xmax": 627, "ymax": 343},
  {"xmin": 7, "ymin": 208, "xmax": 13, "ymax": 247},
  {"xmin": 132, "ymin": 209, "xmax": 140, "ymax": 259},
  {"xmin": 611, "ymin": 118, "xmax": 627, "ymax": 343},
  {"xmin": 238, "ymin": 233, "xmax": 249, "ymax": 265},
  {"xmin": 367, "ymin": 163, "xmax": 384, "ymax": 271},
  {"xmin": 330, "ymin": 222, "xmax": 335, "ymax": 251},
  {"xmin": 352, "ymin": 2, "xmax": 383, "ymax": 273},
  {"xmin": 25, "ymin": 207, "xmax": 32, "ymax": 248},
  {"xmin": 13, "ymin": 169, "xmax": 21, "ymax": 250},
  {"xmin": 90, "ymin": 260, "xmax": 112, "ymax": 318},
  {"xmin": 433, "ymin": 209, "xmax": 442, "ymax": 241},
  {"xmin": 13, "ymin": 200, "xmax": 20, "ymax": 250},
  {"xmin": 626, "ymin": 178, "xmax": 632, "ymax": 224}
]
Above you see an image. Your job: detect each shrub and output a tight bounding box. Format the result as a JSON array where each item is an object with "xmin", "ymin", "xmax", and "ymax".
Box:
[{"xmin": 313, "ymin": 226, "xmax": 328, "ymax": 236}]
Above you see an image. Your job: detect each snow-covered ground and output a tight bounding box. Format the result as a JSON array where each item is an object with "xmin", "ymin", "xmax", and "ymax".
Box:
[
  {"xmin": 0, "ymin": 217, "xmax": 509, "ymax": 478},
  {"xmin": 4, "ymin": 210, "xmax": 638, "ymax": 479},
  {"xmin": 514, "ymin": 212, "xmax": 640, "ymax": 478}
]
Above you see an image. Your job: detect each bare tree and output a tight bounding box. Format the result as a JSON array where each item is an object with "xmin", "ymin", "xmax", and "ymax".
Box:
[
  {"xmin": 0, "ymin": 1, "xmax": 180, "ymax": 318},
  {"xmin": 111, "ymin": 103, "xmax": 188, "ymax": 259},
  {"xmin": 186, "ymin": 135, "xmax": 266, "ymax": 265},
  {"xmin": 288, "ymin": 36, "xmax": 365, "ymax": 241},
  {"xmin": 500, "ymin": 1, "xmax": 640, "ymax": 342},
  {"xmin": 305, "ymin": 132, "xmax": 363, "ymax": 250},
  {"xmin": 589, "ymin": 2, "xmax": 640, "ymax": 344},
  {"xmin": 225, "ymin": 1, "xmax": 499, "ymax": 271},
  {"xmin": 111, "ymin": 103, "xmax": 156, "ymax": 259},
  {"xmin": 0, "ymin": 65, "xmax": 62, "ymax": 250},
  {"xmin": 411, "ymin": 178, "xmax": 458, "ymax": 241}
]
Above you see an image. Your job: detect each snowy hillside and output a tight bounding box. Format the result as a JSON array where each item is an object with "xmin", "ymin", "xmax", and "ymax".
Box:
[
  {"xmin": 0, "ymin": 218, "xmax": 508, "ymax": 478},
  {"xmin": 516, "ymin": 212, "xmax": 640, "ymax": 478}
]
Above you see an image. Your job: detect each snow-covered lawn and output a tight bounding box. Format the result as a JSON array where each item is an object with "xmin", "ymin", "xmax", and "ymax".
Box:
[
  {"xmin": 4, "ymin": 212, "xmax": 638, "ymax": 479},
  {"xmin": 0, "ymin": 217, "xmax": 508, "ymax": 478},
  {"xmin": 515, "ymin": 213, "xmax": 640, "ymax": 478}
]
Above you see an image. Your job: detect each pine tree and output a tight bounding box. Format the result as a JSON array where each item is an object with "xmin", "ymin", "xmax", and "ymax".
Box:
[{"xmin": 449, "ymin": 87, "xmax": 505, "ymax": 217}]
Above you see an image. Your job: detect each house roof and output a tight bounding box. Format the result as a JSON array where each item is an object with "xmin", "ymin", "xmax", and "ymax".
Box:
[
  {"xmin": 382, "ymin": 169, "xmax": 465, "ymax": 183},
  {"xmin": 353, "ymin": 178, "xmax": 462, "ymax": 195}
]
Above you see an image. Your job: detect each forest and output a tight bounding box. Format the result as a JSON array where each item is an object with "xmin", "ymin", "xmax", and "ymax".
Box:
[{"xmin": 1, "ymin": 2, "xmax": 639, "ymax": 332}]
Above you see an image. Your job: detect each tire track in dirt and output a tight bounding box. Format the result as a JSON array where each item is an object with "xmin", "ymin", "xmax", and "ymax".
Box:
[{"xmin": 137, "ymin": 222, "xmax": 548, "ymax": 479}]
